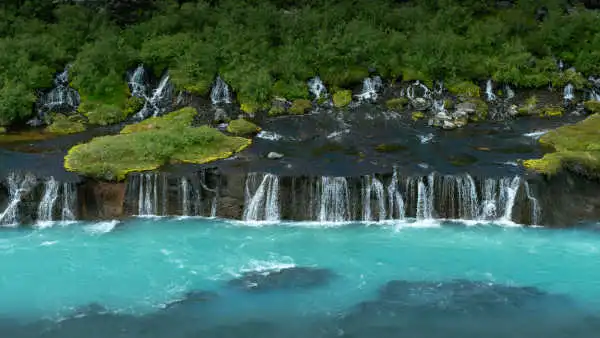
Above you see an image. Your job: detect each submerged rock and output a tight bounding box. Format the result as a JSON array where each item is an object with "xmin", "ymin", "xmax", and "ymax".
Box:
[
  {"xmin": 227, "ymin": 267, "xmax": 335, "ymax": 291},
  {"xmin": 164, "ymin": 290, "xmax": 218, "ymax": 310}
]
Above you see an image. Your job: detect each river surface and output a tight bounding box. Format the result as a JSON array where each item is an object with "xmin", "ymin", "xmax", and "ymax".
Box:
[{"xmin": 1, "ymin": 218, "xmax": 600, "ymax": 337}]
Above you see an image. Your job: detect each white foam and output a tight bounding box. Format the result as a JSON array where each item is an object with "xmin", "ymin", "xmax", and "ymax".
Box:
[
  {"xmin": 85, "ymin": 220, "xmax": 120, "ymax": 234},
  {"xmin": 40, "ymin": 241, "xmax": 58, "ymax": 247},
  {"xmin": 257, "ymin": 131, "xmax": 283, "ymax": 141},
  {"xmin": 524, "ymin": 130, "xmax": 549, "ymax": 139},
  {"xmin": 326, "ymin": 129, "xmax": 350, "ymax": 140},
  {"xmin": 418, "ymin": 133, "xmax": 434, "ymax": 144}
]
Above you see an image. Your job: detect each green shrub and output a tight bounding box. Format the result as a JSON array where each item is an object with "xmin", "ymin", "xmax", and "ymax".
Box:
[
  {"xmin": 46, "ymin": 114, "xmax": 86, "ymax": 134},
  {"xmin": 333, "ymin": 90, "xmax": 352, "ymax": 108},
  {"xmin": 447, "ymin": 81, "xmax": 480, "ymax": 97},
  {"xmin": 584, "ymin": 101, "xmax": 600, "ymax": 114}
]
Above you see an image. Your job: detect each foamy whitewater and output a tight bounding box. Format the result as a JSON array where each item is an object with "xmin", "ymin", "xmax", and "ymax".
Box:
[{"xmin": 1, "ymin": 217, "xmax": 600, "ymax": 337}]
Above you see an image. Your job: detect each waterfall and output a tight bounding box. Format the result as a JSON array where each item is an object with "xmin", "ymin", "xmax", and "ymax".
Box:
[
  {"xmin": 128, "ymin": 64, "xmax": 147, "ymax": 98},
  {"xmin": 0, "ymin": 173, "xmax": 37, "ymax": 226},
  {"xmin": 416, "ymin": 178, "xmax": 432, "ymax": 220},
  {"xmin": 522, "ymin": 181, "xmax": 540, "ymax": 225},
  {"xmin": 355, "ymin": 76, "xmax": 383, "ymax": 102},
  {"xmin": 387, "ymin": 168, "xmax": 405, "ymax": 220},
  {"xmin": 558, "ymin": 59, "xmax": 565, "ymax": 72},
  {"xmin": 36, "ymin": 65, "xmax": 80, "ymax": 121},
  {"xmin": 362, "ymin": 175, "xmax": 386, "ymax": 222},
  {"xmin": 485, "ymin": 79, "xmax": 496, "ymax": 101},
  {"xmin": 180, "ymin": 178, "xmax": 190, "ymax": 216},
  {"xmin": 479, "ymin": 179, "xmax": 499, "ymax": 219},
  {"xmin": 455, "ymin": 174, "xmax": 478, "ymax": 219},
  {"xmin": 138, "ymin": 174, "xmax": 158, "ymax": 216},
  {"xmin": 499, "ymin": 176, "xmax": 521, "ymax": 222},
  {"xmin": 135, "ymin": 72, "xmax": 174, "ymax": 120},
  {"xmin": 210, "ymin": 76, "xmax": 231, "ymax": 105},
  {"xmin": 243, "ymin": 173, "xmax": 280, "ymax": 222},
  {"xmin": 589, "ymin": 76, "xmax": 600, "ymax": 101},
  {"xmin": 504, "ymin": 85, "xmax": 515, "ymax": 100},
  {"xmin": 308, "ymin": 76, "xmax": 328, "ymax": 100},
  {"xmin": 564, "ymin": 83, "xmax": 574, "ymax": 104},
  {"xmin": 61, "ymin": 183, "xmax": 77, "ymax": 221},
  {"xmin": 318, "ymin": 177, "xmax": 350, "ymax": 222},
  {"xmin": 37, "ymin": 177, "xmax": 59, "ymax": 223}
]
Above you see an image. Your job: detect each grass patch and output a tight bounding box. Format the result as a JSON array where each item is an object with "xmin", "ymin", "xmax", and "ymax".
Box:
[
  {"xmin": 46, "ymin": 114, "xmax": 86, "ymax": 135},
  {"xmin": 65, "ymin": 108, "xmax": 251, "ymax": 180},
  {"xmin": 289, "ymin": 99, "xmax": 312, "ymax": 115},
  {"xmin": 523, "ymin": 114, "xmax": 600, "ymax": 176},
  {"xmin": 584, "ymin": 101, "xmax": 600, "ymax": 114},
  {"xmin": 385, "ymin": 98, "xmax": 409, "ymax": 110}
]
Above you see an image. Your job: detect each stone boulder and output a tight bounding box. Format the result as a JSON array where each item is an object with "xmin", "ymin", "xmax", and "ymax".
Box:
[{"xmin": 227, "ymin": 266, "xmax": 335, "ymax": 292}]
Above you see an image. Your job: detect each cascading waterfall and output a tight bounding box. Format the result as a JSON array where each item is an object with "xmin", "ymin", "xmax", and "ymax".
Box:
[
  {"xmin": 362, "ymin": 175, "xmax": 386, "ymax": 222},
  {"xmin": 61, "ymin": 183, "xmax": 77, "ymax": 221},
  {"xmin": 355, "ymin": 76, "xmax": 383, "ymax": 102},
  {"xmin": 318, "ymin": 177, "xmax": 350, "ymax": 222},
  {"xmin": 416, "ymin": 177, "xmax": 433, "ymax": 220},
  {"xmin": 134, "ymin": 72, "xmax": 174, "ymax": 120},
  {"xmin": 499, "ymin": 176, "xmax": 521, "ymax": 222},
  {"xmin": 138, "ymin": 174, "xmax": 158, "ymax": 216},
  {"xmin": 387, "ymin": 168, "xmax": 406, "ymax": 220},
  {"xmin": 564, "ymin": 83, "xmax": 575, "ymax": 104},
  {"xmin": 485, "ymin": 79, "xmax": 496, "ymax": 101},
  {"xmin": 210, "ymin": 76, "xmax": 232, "ymax": 105},
  {"xmin": 522, "ymin": 181, "xmax": 540, "ymax": 225},
  {"xmin": 589, "ymin": 76, "xmax": 600, "ymax": 101},
  {"xmin": 0, "ymin": 173, "xmax": 37, "ymax": 226},
  {"xmin": 243, "ymin": 173, "xmax": 280, "ymax": 222},
  {"xmin": 180, "ymin": 178, "xmax": 190, "ymax": 217},
  {"xmin": 37, "ymin": 177, "xmax": 59, "ymax": 223},
  {"xmin": 504, "ymin": 85, "xmax": 515, "ymax": 100},
  {"xmin": 308, "ymin": 76, "xmax": 328, "ymax": 100},
  {"xmin": 128, "ymin": 65, "xmax": 147, "ymax": 98},
  {"xmin": 455, "ymin": 174, "xmax": 478, "ymax": 219},
  {"xmin": 432, "ymin": 81, "xmax": 446, "ymax": 113},
  {"xmin": 34, "ymin": 65, "xmax": 80, "ymax": 124},
  {"xmin": 479, "ymin": 179, "xmax": 499, "ymax": 219}
]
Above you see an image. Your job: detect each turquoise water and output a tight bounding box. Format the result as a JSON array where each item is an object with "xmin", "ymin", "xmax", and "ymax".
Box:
[{"xmin": 2, "ymin": 218, "xmax": 600, "ymax": 337}]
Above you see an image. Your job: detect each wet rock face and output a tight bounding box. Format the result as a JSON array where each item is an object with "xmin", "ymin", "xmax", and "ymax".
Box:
[
  {"xmin": 227, "ymin": 267, "xmax": 335, "ymax": 292},
  {"xmin": 79, "ymin": 181, "xmax": 126, "ymax": 220}
]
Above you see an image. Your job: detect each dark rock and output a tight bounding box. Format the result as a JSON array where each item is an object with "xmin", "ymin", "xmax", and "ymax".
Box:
[
  {"xmin": 164, "ymin": 290, "xmax": 218, "ymax": 310},
  {"xmin": 227, "ymin": 267, "xmax": 335, "ymax": 292}
]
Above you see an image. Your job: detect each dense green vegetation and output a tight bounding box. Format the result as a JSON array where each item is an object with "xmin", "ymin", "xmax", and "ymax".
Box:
[
  {"xmin": 1, "ymin": 0, "xmax": 600, "ymax": 128},
  {"xmin": 64, "ymin": 108, "xmax": 252, "ymax": 180}
]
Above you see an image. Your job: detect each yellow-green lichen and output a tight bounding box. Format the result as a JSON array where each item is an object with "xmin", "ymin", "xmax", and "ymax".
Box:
[
  {"xmin": 226, "ymin": 118, "xmax": 261, "ymax": 136},
  {"xmin": 523, "ymin": 114, "xmax": 600, "ymax": 176},
  {"xmin": 539, "ymin": 106, "xmax": 564, "ymax": 118},
  {"xmin": 332, "ymin": 90, "xmax": 352, "ymax": 108},
  {"xmin": 288, "ymin": 99, "xmax": 312, "ymax": 115},
  {"xmin": 268, "ymin": 105, "xmax": 286, "ymax": 117}
]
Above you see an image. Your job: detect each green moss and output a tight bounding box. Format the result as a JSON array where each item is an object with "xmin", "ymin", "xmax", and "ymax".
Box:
[
  {"xmin": 46, "ymin": 114, "xmax": 86, "ymax": 135},
  {"xmin": 412, "ymin": 111, "xmax": 425, "ymax": 120},
  {"xmin": 226, "ymin": 118, "xmax": 261, "ymax": 136},
  {"xmin": 0, "ymin": 127, "xmax": 5, "ymax": 134},
  {"xmin": 121, "ymin": 107, "xmax": 196, "ymax": 134},
  {"xmin": 374, "ymin": 143, "xmax": 407, "ymax": 153},
  {"xmin": 539, "ymin": 106, "xmax": 564, "ymax": 117},
  {"xmin": 81, "ymin": 102, "xmax": 127, "ymax": 126},
  {"xmin": 385, "ymin": 98, "xmax": 409, "ymax": 110},
  {"xmin": 584, "ymin": 101, "xmax": 600, "ymax": 114},
  {"xmin": 272, "ymin": 80, "xmax": 309, "ymax": 100},
  {"xmin": 444, "ymin": 99, "xmax": 454, "ymax": 110},
  {"xmin": 447, "ymin": 81, "xmax": 480, "ymax": 97},
  {"xmin": 523, "ymin": 114, "xmax": 600, "ymax": 176},
  {"xmin": 401, "ymin": 69, "xmax": 433, "ymax": 89},
  {"xmin": 333, "ymin": 90, "xmax": 352, "ymax": 108},
  {"xmin": 289, "ymin": 99, "xmax": 312, "ymax": 115},
  {"xmin": 240, "ymin": 101, "xmax": 263, "ymax": 114},
  {"xmin": 65, "ymin": 124, "xmax": 251, "ymax": 181},
  {"xmin": 465, "ymin": 98, "xmax": 489, "ymax": 122},
  {"xmin": 526, "ymin": 95, "xmax": 538, "ymax": 107},
  {"xmin": 124, "ymin": 97, "xmax": 145, "ymax": 117}
]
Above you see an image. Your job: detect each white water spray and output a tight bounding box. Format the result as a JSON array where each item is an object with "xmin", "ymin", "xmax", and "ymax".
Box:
[
  {"xmin": 210, "ymin": 76, "xmax": 232, "ymax": 105},
  {"xmin": 243, "ymin": 173, "xmax": 280, "ymax": 222}
]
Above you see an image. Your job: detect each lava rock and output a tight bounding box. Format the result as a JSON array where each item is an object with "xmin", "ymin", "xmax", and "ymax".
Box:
[
  {"xmin": 227, "ymin": 267, "xmax": 335, "ymax": 292},
  {"xmin": 267, "ymin": 152, "xmax": 284, "ymax": 160}
]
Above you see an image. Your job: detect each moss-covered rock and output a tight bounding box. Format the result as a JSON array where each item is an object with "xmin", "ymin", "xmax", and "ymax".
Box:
[
  {"xmin": 385, "ymin": 97, "xmax": 409, "ymax": 110},
  {"xmin": 523, "ymin": 114, "xmax": 600, "ymax": 176},
  {"xmin": 0, "ymin": 127, "xmax": 6, "ymax": 134},
  {"xmin": 447, "ymin": 81, "xmax": 480, "ymax": 98},
  {"xmin": 374, "ymin": 143, "xmax": 407, "ymax": 153},
  {"xmin": 240, "ymin": 101, "xmax": 263, "ymax": 114},
  {"xmin": 464, "ymin": 98, "xmax": 488, "ymax": 121},
  {"xmin": 226, "ymin": 118, "xmax": 261, "ymax": 136},
  {"xmin": 121, "ymin": 107, "xmax": 196, "ymax": 134},
  {"xmin": 333, "ymin": 90, "xmax": 352, "ymax": 108},
  {"xmin": 517, "ymin": 96, "xmax": 538, "ymax": 116},
  {"xmin": 46, "ymin": 114, "xmax": 86, "ymax": 134},
  {"xmin": 412, "ymin": 111, "xmax": 425, "ymax": 120},
  {"xmin": 584, "ymin": 101, "xmax": 600, "ymax": 114},
  {"xmin": 65, "ymin": 122, "xmax": 251, "ymax": 181},
  {"xmin": 289, "ymin": 99, "xmax": 312, "ymax": 115}
]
